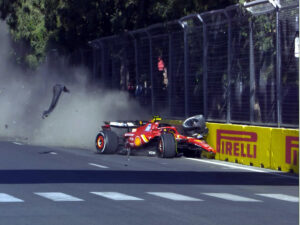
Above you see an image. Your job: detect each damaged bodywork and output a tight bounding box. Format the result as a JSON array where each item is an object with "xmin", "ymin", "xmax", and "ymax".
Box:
[
  {"xmin": 42, "ymin": 84, "xmax": 69, "ymax": 119},
  {"xmin": 95, "ymin": 115, "xmax": 216, "ymax": 158}
]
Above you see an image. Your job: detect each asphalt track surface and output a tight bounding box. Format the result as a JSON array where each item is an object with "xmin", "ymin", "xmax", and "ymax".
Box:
[{"xmin": 0, "ymin": 141, "xmax": 298, "ymax": 225}]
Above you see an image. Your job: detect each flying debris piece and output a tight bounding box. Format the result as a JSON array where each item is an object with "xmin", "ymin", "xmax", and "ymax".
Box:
[{"xmin": 42, "ymin": 84, "xmax": 70, "ymax": 119}]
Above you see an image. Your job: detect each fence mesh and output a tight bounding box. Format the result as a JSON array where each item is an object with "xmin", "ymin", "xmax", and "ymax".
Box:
[
  {"xmin": 228, "ymin": 6, "xmax": 251, "ymax": 123},
  {"xmin": 86, "ymin": 3, "xmax": 299, "ymax": 128},
  {"xmin": 280, "ymin": 6, "xmax": 299, "ymax": 126}
]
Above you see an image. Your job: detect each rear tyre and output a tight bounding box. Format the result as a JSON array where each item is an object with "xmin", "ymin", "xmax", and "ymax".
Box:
[
  {"xmin": 157, "ymin": 133, "xmax": 177, "ymax": 158},
  {"xmin": 95, "ymin": 130, "xmax": 118, "ymax": 154}
]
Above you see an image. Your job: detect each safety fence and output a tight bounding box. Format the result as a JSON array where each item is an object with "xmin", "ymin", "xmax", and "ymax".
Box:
[{"xmin": 87, "ymin": 2, "xmax": 299, "ymax": 128}]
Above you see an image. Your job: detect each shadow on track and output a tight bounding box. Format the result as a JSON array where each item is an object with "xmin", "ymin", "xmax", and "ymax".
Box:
[{"xmin": 0, "ymin": 170, "xmax": 297, "ymax": 185}]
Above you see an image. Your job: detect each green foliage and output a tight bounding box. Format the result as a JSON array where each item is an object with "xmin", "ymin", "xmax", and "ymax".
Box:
[
  {"xmin": 2, "ymin": 0, "xmax": 48, "ymax": 69},
  {"xmin": 0, "ymin": 0, "xmax": 237, "ymax": 69}
]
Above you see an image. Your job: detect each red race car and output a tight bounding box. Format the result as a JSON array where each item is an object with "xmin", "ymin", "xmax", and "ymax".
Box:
[{"xmin": 95, "ymin": 115, "xmax": 216, "ymax": 158}]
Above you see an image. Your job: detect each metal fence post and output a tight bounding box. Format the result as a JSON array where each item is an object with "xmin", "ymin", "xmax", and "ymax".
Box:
[
  {"xmin": 276, "ymin": 9, "xmax": 282, "ymax": 127},
  {"xmin": 178, "ymin": 21, "xmax": 190, "ymax": 117},
  {"xmin": 225, "ymin": 11, "xmax": 232, "ymax": 123},
  {"xmin": 184, "ymin": 25, "xmax": 190, "ymax": 117},
  {"xmin": 88, "ymin": 41, "xmax": 102, "ymax": 83},
  {"xmin": 146, "ymin": 31, "xmax": 155, "ymax": 115},
  {"xmin": 180, "ymin": 14, "xmax": 208, "ymax": 118},
  {"xmin": 168, "ymin": 33, "xmax": 173, "ymax": 116},
  {"xmin": 130, "ymin": 33, "xmax": 140, "ymax": 86},
  {"xmin": 202, "ymin": 20, "xmax": 208, "ymax": 118},
  {"xmin": 194, "ymin": 14, "xmax": 208, "ymax": 118},
  {"xmin": 249, "ymin": 19, "xmax": 255, "ymax": 124}
]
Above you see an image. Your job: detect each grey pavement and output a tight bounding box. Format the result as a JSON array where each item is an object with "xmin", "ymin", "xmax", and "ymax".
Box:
[{"xmin": 0, "ymin": 141, "xmax": 298, "ymax": 225}]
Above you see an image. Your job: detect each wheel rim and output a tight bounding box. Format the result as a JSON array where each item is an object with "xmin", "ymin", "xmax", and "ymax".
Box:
[
  {"xmin": 96, "ymin": 135, "xmax": 105, "ymax": 150},
  {"xmin": 158, "ymin": 139, "xmax": 164, "ymax": 153}
]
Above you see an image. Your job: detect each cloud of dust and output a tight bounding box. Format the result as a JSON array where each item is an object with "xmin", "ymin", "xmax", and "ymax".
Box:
[{"xmin": 0, "ymin": 20, "xmax": 149, "ymax": 150}]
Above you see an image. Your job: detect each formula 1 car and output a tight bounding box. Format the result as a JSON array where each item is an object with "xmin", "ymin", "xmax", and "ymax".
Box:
[{"xmin": 95, "ymin": 115, "xmax": 216, "ymax": 158}]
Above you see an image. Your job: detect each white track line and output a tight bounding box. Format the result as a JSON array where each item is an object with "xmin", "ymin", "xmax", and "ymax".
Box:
[
  {"xmin": 203, "ymin": 193, "xmax": 261, "ymax": 202},
  {"xmin": 91, "ymin": 192, "xmax": 143, "ymax": 201},
  {"xmin": 88, "ymin": 163, "xmax": 109, "ymax": 169},
  {"xmin": 35, "ymin": 192, "xmax": 83, "ymax": 202},
  {"xmin": 186, "ymin": 158, "xmax": 299, "ymax": 180},
  {"xmin": 13, "ymin": 142, "xmax": 23, "ymax": 146},
  {"xmin": 0, "ymin": 193, "xmax": 23, "ymax": 202},
  {"xmin": 256, "ymin": 194, "xmax": 299, "ymax": 202},
  {"xmin": 147, "ymin": 192, "xmax": 202, "ymax": 201}
]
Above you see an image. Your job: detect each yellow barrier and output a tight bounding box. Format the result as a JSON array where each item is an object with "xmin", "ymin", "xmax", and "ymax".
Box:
[
  {"xmin": 162, "ymin": 119, "xmax": 298, "ymax": 173},
  {"xmin": 206, "ymin": 123, "xmax": 299, "ymax": 174},
  {"xmin": 270, "ymin": 128, "xmax": 299, "ymax": 173}
]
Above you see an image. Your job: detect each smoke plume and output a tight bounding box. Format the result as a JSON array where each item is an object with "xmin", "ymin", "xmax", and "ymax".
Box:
[{"xmin": 0, "ymin": 20, "xmax": 148, "ymax": 150}]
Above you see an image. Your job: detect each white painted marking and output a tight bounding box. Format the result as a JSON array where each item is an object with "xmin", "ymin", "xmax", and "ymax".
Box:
[
  {"xmin": 91, "ymin": 192, "xmax": 143, "ymax": 201},
  {"xmin": 187, "ymin": 158, "xmax": 267, "ymax": 172},
  {"xmin": 0, "ymin": 193, "xmax": 23, "ymax": 202},
  {"xmin": 186, "ymin": 158, "xmax": 299, "ymax": 180},
  {"xmin": 35, "ymin": 192, "xmax": 83, "ymax": 201},
  {"xmin": 13, "ymin": 142, "xmax": 23, "ymax": 146},
  {"xmin": 256, "ymin": 194, "xmax": 299, "ymax": 202},
  {"xmin": 203, "ymin": 193, "xmax": 261, "ymax": 202},
  {"xmin": 88, "ymin": 163, "xmax": 109, "ymax": 169},
  {"xmin": 147, "ymin": 192, "xmax": 202, "ymax": 201}
]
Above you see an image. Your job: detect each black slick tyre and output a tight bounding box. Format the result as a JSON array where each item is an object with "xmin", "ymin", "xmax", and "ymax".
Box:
[
  {"xmin": 95, "ymin": 130, "xmax": 118, "ymax": 154},
  {"xmin": 157, "ymin": 133, "xmax": 177, "ymax": 158}
]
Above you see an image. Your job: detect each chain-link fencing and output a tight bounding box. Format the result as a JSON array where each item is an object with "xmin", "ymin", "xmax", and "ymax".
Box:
[{"xmin": 88, "ymin": 2, "xmax": 299, "ymax": 128}]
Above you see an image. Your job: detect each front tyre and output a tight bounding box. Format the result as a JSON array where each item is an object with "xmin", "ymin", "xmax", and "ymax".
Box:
[
  {"xmin": 157, "ymin": 133, "xmax": 177, "ymax": 158},
  {"xmin": 95, "ymin": 130, "xmax": 118, "ymax": 154}
]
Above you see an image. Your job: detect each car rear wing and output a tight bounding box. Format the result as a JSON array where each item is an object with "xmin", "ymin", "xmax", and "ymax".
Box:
[
  {"xmin": 109, "ymin": 121, "xmax": 137, "ymax": 128},
  {"xmin": 102, "ymin": 121, "xmax": 147, "ymax": 129}
]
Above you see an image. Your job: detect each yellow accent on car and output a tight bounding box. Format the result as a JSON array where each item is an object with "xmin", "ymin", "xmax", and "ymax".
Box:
[
  {"xmin": 151, "ymin": 115, "xmax": 162, "ymax": 122},
  {"xmin": 141, "ymin": 134, "xmax": 149, "ymax": 143},
  {"xmin": 134, "ymin": 136, "xmax": 142, "ymax": 146}
]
